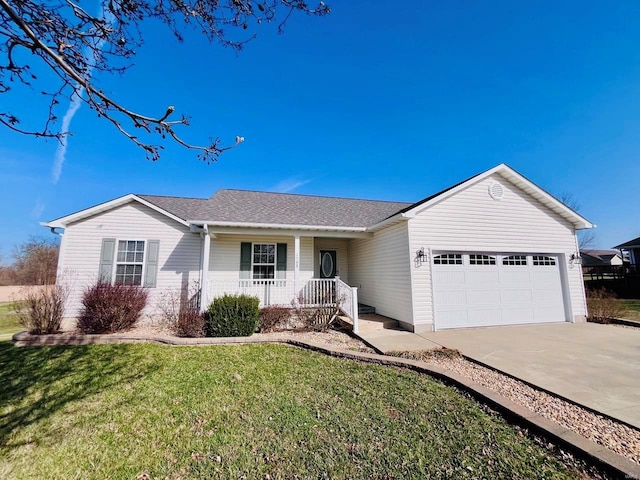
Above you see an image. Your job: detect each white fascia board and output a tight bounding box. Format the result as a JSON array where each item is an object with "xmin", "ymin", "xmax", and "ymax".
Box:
[
  {"xmin": 43, "ymin": 194, "xmax": 190, "ymax": 228},
  {"xmin": 187, "ymin": 220, "xmax": 368, "ymax": 233},
  {"xmin": 365, "ymin": 213, "xmax": 411, "ymax": 232},
  {"xmin": 403, "ymin": 164, "xmax": 594, "ymax": 230},
  {"xmin": 207, "ymin": 226, "xmax": 373, "ymax": 239}
]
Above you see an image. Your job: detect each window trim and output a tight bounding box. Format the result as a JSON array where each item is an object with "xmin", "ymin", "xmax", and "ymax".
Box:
[
  {"xmin": 113, "ymin": 239, "xmax": 146, "ymax": 286},
  {"xmin": 433, "ymin": 253, "xmax": 463, "ymax": 265},
  {"xmin": 469, "ymin": 254, "xmax": 496, "ymax": 265},
  {"xmin": 532, "ymin": 255, "xmax": 557, "ymax": 266},
  {"xmin": 502, "ymin": 255, "xmax": 528, "ymax": 266},
  {"xmin": 251, "ymin": 242, "xmax": 277, "ymax": 280}
]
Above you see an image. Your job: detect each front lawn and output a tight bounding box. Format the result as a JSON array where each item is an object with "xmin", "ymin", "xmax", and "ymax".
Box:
[
  {"xmin": 0, "ymin": 302, "xmax": 21, "ymax": 340},
  {"xmin": 0, "ymin": 342, "xmax": 585, "ymax": 479},
  {"xmin": 618, "ymin": 299, "xmax": 640, "ymax": 321}
]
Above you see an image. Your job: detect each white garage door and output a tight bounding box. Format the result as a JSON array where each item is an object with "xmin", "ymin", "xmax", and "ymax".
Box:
[{"xmin": 432, "ymin": 253, "xmax": 566, "ymax": 330}]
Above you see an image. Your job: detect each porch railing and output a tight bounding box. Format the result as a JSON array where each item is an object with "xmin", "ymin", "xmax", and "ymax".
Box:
[{"xmin": 206, "ymin": 277, "xmax": 359, "ymax": 332}]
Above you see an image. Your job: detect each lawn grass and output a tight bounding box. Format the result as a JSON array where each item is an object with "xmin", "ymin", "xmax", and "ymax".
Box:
[
  {"xmin": 618, "ymin": 299, "xmax": 640, "ymax": 321},
  {"xmin": 0, "ymin": 302, "xmax": 21, "ymax": 340},
  {"xmin": 0, "ymin": 342, "xmax": 586, "ymax": 479}
]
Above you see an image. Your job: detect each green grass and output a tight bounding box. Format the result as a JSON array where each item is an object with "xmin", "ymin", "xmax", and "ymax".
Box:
[
  {"xmin": 0, "ymin": 343, "xmax": 585, "ymax": 479},
  {"xmin": 618, "ymin": 299, "xmax": 640, "ymax": 321},
  {"xmin": 0, "ymin": 302, "xmax": 21, "ymax": 340}
]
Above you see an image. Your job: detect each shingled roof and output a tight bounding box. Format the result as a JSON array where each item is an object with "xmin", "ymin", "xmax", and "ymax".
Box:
[{"xmin": 139, "ymin": 190, "xmax": 413, "ymax": 229}]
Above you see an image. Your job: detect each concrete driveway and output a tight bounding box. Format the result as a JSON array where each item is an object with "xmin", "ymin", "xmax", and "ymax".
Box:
[{"xmin": 418, "ymin": 323, "xmax": 640, "ymax": 428}]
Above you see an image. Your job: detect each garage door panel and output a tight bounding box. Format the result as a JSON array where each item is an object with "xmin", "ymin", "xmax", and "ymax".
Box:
[
  {"xmin": 466, "ymin": 271, "xmax": 499, "ymax": 285},
  {"xmin": 433, "ymin": 252, "xmax": 566, "ymax": 330},
  {"xmin": 500, "ymin": 289, "xmax": 533, "ymax": 304},
  {"xmin": 466, "ymin": 289, "xmax": 501, "ymax": 305},
  {"xmin": 434, "ymin": 290, "xmax": 467, "ymax": 306},
  {"xmin": 468, "ymin": 308, "xmax": 503, "ymax": 325}
]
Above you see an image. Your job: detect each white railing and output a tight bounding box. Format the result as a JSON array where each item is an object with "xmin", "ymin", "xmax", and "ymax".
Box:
[
  {"xmin": 206, "ymin": 277, "xmax": 359, "ymax": 332},
  {"xmin": 209, "ymin": 279, "xmax": 295, "ymax": 307},
  {"xmin": 298, "ymin": 278, "xmax": 335, "ymax": 306},
  {"xmin": 336, "ymin": 276, "xmax": 359, "ymax": 333}
]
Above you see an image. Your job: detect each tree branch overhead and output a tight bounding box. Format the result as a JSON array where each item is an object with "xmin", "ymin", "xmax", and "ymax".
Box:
[{"xmin": 0, "ymin": 0, "xmax": 330, "ymax": 162}]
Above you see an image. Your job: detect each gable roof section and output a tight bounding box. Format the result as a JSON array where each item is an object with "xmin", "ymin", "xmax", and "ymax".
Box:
[
  {"xmin": 370, "ymin": 164, "xmax": 594, "ymax": 231},
  {"xmin": 580, "ymin": 249, "xmax": 622, "ymax": 261},
  {"xmin": 42, "ymin": 194, "xmax": 194, "ymax": 229},
  {"xmin": 42, "ymin": 164, "xmax": 593, "ymax": 232},
  {"xmin": 614, "ymin": 236, "xmax": 640, "ymax": 249}
]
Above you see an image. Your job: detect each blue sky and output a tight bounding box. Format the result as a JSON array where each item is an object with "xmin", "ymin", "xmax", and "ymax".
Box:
[{"xmin": 2, "ymin": 1, "xmax": 640, "ymax": 259}]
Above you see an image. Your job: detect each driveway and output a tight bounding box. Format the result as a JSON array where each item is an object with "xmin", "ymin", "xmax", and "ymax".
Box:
[{"xmin": 418, "ymin": 322, "xmax": 640, "ymax": 428}]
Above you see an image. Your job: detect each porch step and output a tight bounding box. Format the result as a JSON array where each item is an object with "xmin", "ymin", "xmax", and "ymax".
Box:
[
  {"xmin": 358, "ymin": 303, "xmax": 376, "ymax": 315},
  {"xmin": 357, "ymin": 314, "xmax": 400, "ymax": 332}
]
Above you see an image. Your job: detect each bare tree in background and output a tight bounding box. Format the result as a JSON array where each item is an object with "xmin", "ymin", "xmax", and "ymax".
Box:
[
  {"xmin": 559, "ymin": 192, "xmax": 597, "ymax": 250},
  {"xmin": 0, "ymin": 236, "xmax": 59, "ymax": 285},
  {"xmin": 0, "ymin": 0, "xmax": 330, "ymax": 161}
]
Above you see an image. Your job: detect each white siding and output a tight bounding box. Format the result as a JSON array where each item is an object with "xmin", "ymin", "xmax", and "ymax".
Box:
[
  {"xmin": 409, "ymin": 173, "xmax": 587, "ymax": 330},
  {"xmin": 208, "ymin": 234, "xmax": 314, "ymax": 286},
  {"xmin": 314, "ymin": 238, "xmax": 349, "ymax": 283},
  {"xmin": 348, "ymin": 222, "xmax": 413, "ymax": 325},
  {"xmin": 58, "ymin": 202, "xmax": 201, "ymax": 319}
]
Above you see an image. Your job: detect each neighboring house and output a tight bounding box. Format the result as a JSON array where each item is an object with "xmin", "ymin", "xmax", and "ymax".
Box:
[
  {"xmin": 580, "ymin": 249, "xmax": 624, "ymax": 267},
  {"xmin": 43, "ymin": 164, "xmax": 593, "ymax": 332},
  {"xmin": 613, "ymin": 237, "xmax": 640, "ymax": 265}
]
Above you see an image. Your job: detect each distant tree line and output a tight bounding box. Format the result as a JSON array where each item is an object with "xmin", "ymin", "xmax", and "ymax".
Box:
[{"xmin": 0, "ymin": 237, "xmax": 59, "ymax": 285}]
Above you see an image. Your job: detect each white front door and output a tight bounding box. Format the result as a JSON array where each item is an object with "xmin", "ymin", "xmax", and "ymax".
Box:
[{"xmin": 432, "ymin": 252, "xmax": 566, "ymax": 330}]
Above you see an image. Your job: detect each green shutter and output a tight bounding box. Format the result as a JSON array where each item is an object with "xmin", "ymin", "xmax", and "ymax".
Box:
[
  {"xmin": 144, "ymin": 240, "xmax": 160, "ymax": 288},
  {"xmin": 99, "ymin": 238, "xmax": 116, "ymax": 283},
  {"xmin": 240, "ymin": 242, "xmax": 252, "ymax": 279},
  {"xmin": 276, "ymin": 243, "xmax": 287, "ymax": 279}
]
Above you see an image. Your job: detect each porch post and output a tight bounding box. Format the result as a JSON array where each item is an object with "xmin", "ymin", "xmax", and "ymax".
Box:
[
  {"xmin": 294, "ymin": 235, "xmax": 300, "ymax": 297},
  {"xmin": 199, "ymin": 225, "xmax": 211, "ymax": 312}
]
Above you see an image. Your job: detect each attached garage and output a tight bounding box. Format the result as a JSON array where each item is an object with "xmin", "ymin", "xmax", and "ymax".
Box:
[{"xmin": 431, "ymin": 252, "xmax": 567, "ymax": 330}]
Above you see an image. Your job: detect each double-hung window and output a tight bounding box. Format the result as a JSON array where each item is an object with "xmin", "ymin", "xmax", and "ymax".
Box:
[
  {"xmin": 115, "ymin": 240, "xmax": 145, "ymax": 285},
  {"xmin": 252, "ymin": 244, "xmax": 276, "ymax": 280}
]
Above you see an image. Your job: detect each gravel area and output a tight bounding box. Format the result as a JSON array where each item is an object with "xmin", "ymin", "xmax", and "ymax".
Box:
[{"xmin": 392, "ymin": 350, "xmax": 640, "ymax": 465}]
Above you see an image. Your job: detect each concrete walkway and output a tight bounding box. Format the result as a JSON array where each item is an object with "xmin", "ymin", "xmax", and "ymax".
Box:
[{"xmin": 359, "ymin": 322, "xmax": 640, "ymax": 429}]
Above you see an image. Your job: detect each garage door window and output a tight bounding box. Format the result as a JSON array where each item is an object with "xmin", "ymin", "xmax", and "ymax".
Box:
[
  {"xmin": 433, "ymin": 254, "xmax": 462, "ymax": 265},
  {"xmin": 469, "ymin": 254, "xmax": 496, "ymax": 265},
  {"xmin": 503, "ymin": 255, "xmax": 527, "ymax": 266},
  {"xmin": 532, "ymin": 255, "xmax": 556, "ymax": 266}
]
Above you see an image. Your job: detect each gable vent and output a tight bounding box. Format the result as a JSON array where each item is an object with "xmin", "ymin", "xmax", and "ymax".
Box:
[{"xmin": 488, "ymin": 182, "xmax": 504, "ymax": 200}]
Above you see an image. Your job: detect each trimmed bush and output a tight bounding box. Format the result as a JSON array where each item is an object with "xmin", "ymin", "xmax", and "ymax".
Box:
[
  {"xmin": 14, "ymin": 284, "xmax": 69, "ymax": 334},
  {"xmin": 78, "ymin": 280, "xmax": 148, "ymax": 333},
  {"xmin": 586, "ymin": 287, "xmax": 622, "ymax": 324},
  {"xmin": 259, "ymin": 305, "xmax": 291, "ymax": 333},
  {"xmin": 205, "ymin": 294, "xmax": 259, "ymax": 337},
  {"xmin": 173, "ymin": 307, "xmax": 206, "ymax": 337}
]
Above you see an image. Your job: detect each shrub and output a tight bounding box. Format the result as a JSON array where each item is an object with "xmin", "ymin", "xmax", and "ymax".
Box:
[
  {"xmin": 78, "ymin": 280, "xmax": 148, "ymax": 333},
  {"xmin": 259, "ymin": 305, "xmax": 291, "ymax": 333},
  {"xmin": 156, "ymin": 280, "xmax": 200, "ymax": 327},
  {"xmin": 586, "ymin": 287, "xmax": 623, "ymax": 324},
  {"xmin": 205, "ymin": 294, "xmax": 259, "ymax": 337},
  {"xmin": 173, "ymin": 307, "xmax": 206, "ymax": 337},
  {"xmin": 14, "ymin": 284, "xmax": 69, "ymax": 334}
]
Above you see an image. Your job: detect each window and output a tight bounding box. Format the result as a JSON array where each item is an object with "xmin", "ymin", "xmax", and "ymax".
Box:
[
  {"xmin": 503, "ymin": 255, "xmax": 527, "ymax": 266},
  {"xmin": 532, "ymin": 255, "xmax": 556, "ymax": 266},
  {"xmin": 115, "ymin": 240, "xmax": 145, "ymax": 285},
  {"xmin": 469, "ymin": 254, "xmax": 496, "ymax": 265},
  {"xmin": 433, "ymin": 254, "xmax": 462, "ymax": 265},
  {"xmin": 253, "ymin": 244, "xmax": 276, "ymax": 279}
]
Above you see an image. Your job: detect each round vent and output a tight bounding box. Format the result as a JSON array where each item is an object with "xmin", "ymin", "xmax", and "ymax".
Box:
[{"xmin": 488, "ymin": 182, "xmax": 504, "ymax": 200}]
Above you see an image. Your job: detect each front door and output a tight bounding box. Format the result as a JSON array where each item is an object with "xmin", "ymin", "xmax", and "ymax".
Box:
[{"xmin": 319, "ymin": 250, "xmax": 337, "ymax": 278}]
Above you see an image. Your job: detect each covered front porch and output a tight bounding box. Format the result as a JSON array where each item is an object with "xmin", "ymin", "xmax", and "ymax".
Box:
[{"xmin": 195, "ymin": 228, "xmax": 366, "ymax": 332}]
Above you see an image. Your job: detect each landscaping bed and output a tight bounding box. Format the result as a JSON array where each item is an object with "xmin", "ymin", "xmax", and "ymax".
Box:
[{"xmin": 0, "ymin": 341, "xmax": 604, "ymax": 479}]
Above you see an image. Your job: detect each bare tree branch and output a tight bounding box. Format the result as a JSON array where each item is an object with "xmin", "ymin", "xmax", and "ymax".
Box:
[{"xmin": 0, "ymin": 0, "xmax": 330, "ymax": 162}]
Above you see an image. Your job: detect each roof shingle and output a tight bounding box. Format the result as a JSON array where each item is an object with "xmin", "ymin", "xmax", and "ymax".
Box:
[{"xmin": 139, "ymin": 190, "xmax": 412, "ymax": 228}]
